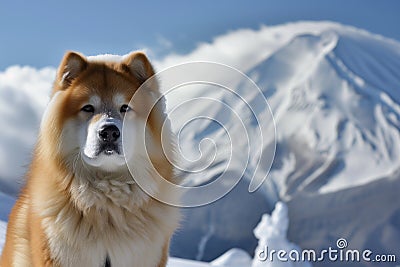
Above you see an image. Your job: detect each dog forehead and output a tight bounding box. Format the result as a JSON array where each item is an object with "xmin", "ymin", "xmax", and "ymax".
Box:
[
  {"xmin": 75, "ymin": 63, "xmax": 137, "ymax": 99},
  {"xmin": 87, "ymin": 94, "xmax": 129, "ymax": 107},
  {"xmin": 88, "ymin": 95, "xmax": 101, "ymax": 106},
  {"xmin": 113, "ymin": 93, "xmax": 128, "ymax": 105}
]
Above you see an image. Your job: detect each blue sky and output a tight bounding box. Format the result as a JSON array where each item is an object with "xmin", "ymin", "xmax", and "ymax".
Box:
[{"xmin": 1, "ymin": 0, "xmax": 399, "ymax": 70}]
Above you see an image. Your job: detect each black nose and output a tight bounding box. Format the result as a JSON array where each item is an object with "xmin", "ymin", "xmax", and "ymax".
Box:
[{"xmin": 98, "ymin": 125, "xmax": 120, "ymax": 142}]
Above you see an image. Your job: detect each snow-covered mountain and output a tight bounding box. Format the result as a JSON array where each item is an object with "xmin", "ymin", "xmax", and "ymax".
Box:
[
  {"xmin": 1, "ymin": 21, "xmax": 400, "ymax": 266},
  {"xmin": 165, "ymin": 22, "xmax": 400, "ymax": 266}
]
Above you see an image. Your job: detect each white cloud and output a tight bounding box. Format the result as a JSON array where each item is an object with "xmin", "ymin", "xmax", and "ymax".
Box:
[
  {"xmin": 153, "ymin": 22, "xmax": 340, "ymax": 73},
  {"xmin": 156, "ymin": 34, "xmax": 173, "ymax": 50},
  {"xmin": 0, "ymin": 66, "xmax": 55, "ymax": 194}
]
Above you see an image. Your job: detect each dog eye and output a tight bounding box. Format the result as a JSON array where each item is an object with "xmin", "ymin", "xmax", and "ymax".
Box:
[
  {"xmin": 81, "ymin": 105, "xmax": 95, "ymax": 113},
  {"xmin": 120, "ymin": 104, "xmax": 131, "ymax": 113}
]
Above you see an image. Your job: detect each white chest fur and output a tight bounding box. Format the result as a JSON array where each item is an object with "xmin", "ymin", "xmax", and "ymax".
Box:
[{"xmin": 42, "ymin": 202, "xmax": 167, "ymax": 267}]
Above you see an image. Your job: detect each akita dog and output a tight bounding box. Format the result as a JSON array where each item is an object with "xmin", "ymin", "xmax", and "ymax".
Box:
[{"xmin": 0, "ymin": 51, "xmax": 180, "ymax": 267}]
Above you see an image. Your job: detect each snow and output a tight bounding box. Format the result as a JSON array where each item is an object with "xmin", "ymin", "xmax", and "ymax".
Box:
[
  {"xmin": 167, "ymin": 257, "xmax": 211, "ymax": 266},
  {"xmin": 211, "ymin": 249, "xmax": 252, "ymax": 266},
  {"xmin": 252, "ymin": 202, "xmax": 310, "ymax": 267},
  {"xmin": 1, "ymin": 21, "xmax": 400, "ymax": 266}
]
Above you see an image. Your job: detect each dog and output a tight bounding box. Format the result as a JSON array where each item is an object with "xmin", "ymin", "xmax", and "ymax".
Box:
[{"xmin": 0, "ymin": 51, "xmax": 180, "ymax": 266}]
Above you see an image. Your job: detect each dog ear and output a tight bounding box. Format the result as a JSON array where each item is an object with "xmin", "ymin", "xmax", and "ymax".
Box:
[
  {"xmin": 57, "ymin": 51, "xmax": 87, "ymax": 88},
  {"xmin": 121, "ymin": 52, "xmax": 155, "ymax": 84}
]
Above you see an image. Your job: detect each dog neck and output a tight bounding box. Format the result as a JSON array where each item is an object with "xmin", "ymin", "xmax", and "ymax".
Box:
[{"xmin": 69, "ymin": 164, "xmax": 151, "ymax": 213}]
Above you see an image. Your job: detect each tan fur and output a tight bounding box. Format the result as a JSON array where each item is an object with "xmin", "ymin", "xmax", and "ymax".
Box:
[{"xmin": 0, "ymin": 51, "xmax": 180, "ymax": 267}]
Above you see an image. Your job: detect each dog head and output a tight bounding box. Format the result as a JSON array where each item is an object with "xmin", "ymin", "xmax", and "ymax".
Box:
[{"xmin": 40, "ymin": 51, "xmax": 165, "ymax": 174}]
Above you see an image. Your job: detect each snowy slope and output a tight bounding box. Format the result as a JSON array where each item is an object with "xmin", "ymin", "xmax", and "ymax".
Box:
[
  {"xmin": 168, "ymin": 22, "xmax": 400, "ymax": 198},
  {"xmin": 260, "ymin": 29, "xmax": 400, "ymax": 196}
]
